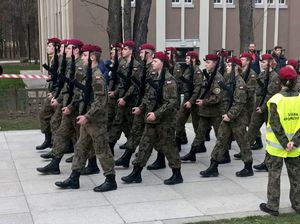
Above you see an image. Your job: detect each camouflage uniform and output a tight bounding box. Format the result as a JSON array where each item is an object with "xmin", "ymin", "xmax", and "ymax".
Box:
[
  {"xmin": 72, "ymin": 67, "xmax": 115, "ymax": 176},
  {"xmin": 109, "ymin": 58, "xmax": 142, "ymax": 145},
  {"xmin": 192, "ymin": 72, "xmax": 224, "ymax": 147},
  {"xmin": 265, "ymin": 88, "xmax": 300, "ymax": 213},
  {"xmin": 176, "ymin": 65, "xmax": 202, "ymax": 140},
  {"xmin": 38, "ymin": 98, "xmax": 54, "ymax": 134},
  {"xmin": 211, "ymin": 75, "xmax": 252, "ymax": 163},
  {"xmin": 132, "ymin": 70, "xmax": 181, "ymax": 168}
]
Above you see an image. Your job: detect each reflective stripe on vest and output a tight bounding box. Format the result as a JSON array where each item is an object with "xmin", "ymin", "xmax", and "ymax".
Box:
[{"xmin": 266, "ymin": 93, "xmax": 300, "ymax": 158}]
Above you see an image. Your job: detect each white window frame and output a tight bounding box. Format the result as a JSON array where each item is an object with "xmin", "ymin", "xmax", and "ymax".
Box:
[
  {"xmin": 255, "ymin": 0, "xmax": 287, "ymax": 8},
  {"xmin": 172, "ymin": 0, "xmax": 194, "ymax": 8},
  {"xmin": 213, "ymin": 0, "xmax": 235, "ymax": 8},
  {"xmin": 131, "ymin": 0, "xmax": 135, "ymax": 7}
]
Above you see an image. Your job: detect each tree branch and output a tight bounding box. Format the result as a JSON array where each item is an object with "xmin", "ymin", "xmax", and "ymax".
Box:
[{"xmin": 80, "ymin": 0, "xmax": 108, "ymax": 11}]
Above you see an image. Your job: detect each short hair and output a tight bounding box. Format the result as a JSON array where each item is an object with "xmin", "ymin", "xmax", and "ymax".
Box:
[
  {"xmin": 91, "ymin": 51, "xmax": 101, "ymax": 62},
  {"xmin": 274, "ymin": 46, "xmax": 283, "ymax": 50}
]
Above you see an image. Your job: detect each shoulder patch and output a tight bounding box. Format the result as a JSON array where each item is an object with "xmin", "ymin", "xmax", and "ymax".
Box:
[
  {"xmin": 250, "ymin": 74, "xmax": 255, "ymax": 78},
  {"xmin": 78, "ymin": 67, "xmax": 83, "ymax": 71},
  {"xmin": 176, "ymin": 69, "xmax": 180, "ymax": 72},
  {"xmin": 95, "ymin": 75, "xmax": 101, "ymax": 80},
  {"xmin": 239, "ymin": 86, "xmax": 245, "ymax": 90},
  {"xmin": 213, "ymin": 88, "xmax": 221, "ymax": 95},
  {"xmin": 197, "ymin": 71, "xmax": 201, "ymax": 74},
  {"xmin": 133, "ymin": 67, "xmax": 138, "ymax": 71},
  {"xmin": 166, "ymin": 80, "xmax": 172, "ymax": 85}
]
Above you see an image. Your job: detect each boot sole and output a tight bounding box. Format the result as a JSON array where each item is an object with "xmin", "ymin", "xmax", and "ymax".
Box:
[
  {"xmin": 236, "ymin": 172, "xmax": 254, "ymax": 177},
  {"xmin": 81, "ymin": 170, "xmax": 100, "ymax": 176},
  {"xmin": 93, "ymin": 186, "xmax": 117, "ymax": 192},
  {"xmin": 146, "ymin": 165, "xmax": 166, "ymax": 170},
  {"xmin": 200, "ymin": 173, "xmax": 219, "ymax": 177},
  {"xmin": 121, "ymin": 178, "xmax": 142, "ymax": 183},
  {"xmin": 37, "ymin": 170, "xmax": 60, "ymax": 175},
  {"xmin": 55, "ymin": 184, "xmax": 79, "ymax": 189},
  {"xmin": 164, "ymin": 179, "xmax": 183, "ymax": 185}
]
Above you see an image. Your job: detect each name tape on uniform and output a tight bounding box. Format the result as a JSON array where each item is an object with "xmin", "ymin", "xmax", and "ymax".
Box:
[{"xmin": 0, "ymin": 74, "xmax": 50, "ymax": 79}]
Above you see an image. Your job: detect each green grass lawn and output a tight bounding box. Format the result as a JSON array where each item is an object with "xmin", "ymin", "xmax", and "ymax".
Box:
[
  {"xmin": 189, "ymin": 213, "xmax": 299, "ymax": 224},
  {"xmin": 0, "ymin": 114, "xmax": 40, "ymax": 131}
]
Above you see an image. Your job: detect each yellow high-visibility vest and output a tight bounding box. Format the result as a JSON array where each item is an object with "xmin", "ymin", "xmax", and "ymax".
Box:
[{"xmin": 266, "ymin": 93, "xmax": 300, "ymax": 158}]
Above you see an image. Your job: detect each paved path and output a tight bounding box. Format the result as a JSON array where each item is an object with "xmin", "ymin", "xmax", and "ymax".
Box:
[{"xmin": 0, "ymin": 124, "xmax": 294, "ymax": 224}]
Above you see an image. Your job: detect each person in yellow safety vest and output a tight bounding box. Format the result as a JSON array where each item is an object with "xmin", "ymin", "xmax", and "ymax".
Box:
[{"xmin": 259, "ymin": 66, "xmax": 300, "ymax": 216}]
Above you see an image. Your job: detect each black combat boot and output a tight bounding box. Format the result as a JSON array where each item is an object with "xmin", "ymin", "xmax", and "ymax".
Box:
[
  {"xmin": 233, "ymin": 152, "xmax": 241, "ymax": 159},
  {"xmin": 147, "ymin": 152, "xmax": 166, "ymax": 170},
  {"xmin": 175, "ymin": 137, "xmax": 182, "ymax": 152},
  {"xmin": 119, "ymin": 142, "xmax": 127, "ymax": 149},
  {"xmin": 205, "ymin": 128, "xmax": 211, "ymax": 141},
  {"xmin": 218, "ymin": 150, "xmax": 231, "ymax": 164},
  {"xmin": 194, "ymin": 142, "xmax": 207, "ymax": 153},
  {"xmin": 200, "ymin": 159, "xmax": 219, "ymax": 177},
  {"xmin": 36, "ymin": 132, "xmax": 52, "ymax": 150},
  {"xmin": 40, "ymin": 150, "xmax": 55, "ymax": 159},
  {"xmin": 180, "ymin": 146, "xmax": 196, "ymax": 162},
  {"xmin": 236, "ymin": 161, "xmax": 254, "ymax": 177},
  {"xmin": 36, "ymin": 157, "xmax": 61, "ymax": 174},
  {"xmin": 93, "ymin": 174, "xmax": 117, "ymax": 192},
  {"xmin": 81, "ymin": 157, "xmax": 100, "ymax": 175},
  {"xmin": 251, "ymin": 137, "xmax": 263, "ymax": 150},
  {"xmin": 253, "ymin": 161, "xmax": 268, "ymax": 171},
  {"xmin": 65, "ymin": 155, "xmax": 73, "ymax": 163},
  {"xmin": 55, "ymin": 170, "xmax": 80, "ymax": 189},
  {"xmin": 115, "ymin": 150, "xmax": 133, "ymax": 168},
  {"xmin": 164, "ymin": 168, "xmax": 183, "ymax": 185},
  {"xmin": 181, "ymin": 133, "xmax": 188, "ymax": 145},
  {"xmin": 109, "ymin": 142, "xmax": 115, "ymax": 156},
  {"xmin": 121, "ymin": 166, "xmax": 143, "ymax": 183},
  {"xmin": 259, "ymin": 203, "xmax": 279, "ymax": 216}
]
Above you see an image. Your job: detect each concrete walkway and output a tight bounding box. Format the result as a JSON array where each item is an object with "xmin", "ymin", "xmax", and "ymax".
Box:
[{"xmin": 0, "ymin": 124, "xmax": 295, "ymax": 224}]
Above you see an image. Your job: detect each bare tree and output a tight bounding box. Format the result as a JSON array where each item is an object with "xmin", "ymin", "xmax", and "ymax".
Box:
[
  {"xmin": 123, "ymin": 0, "xmax": 132, "ymax": 41},
  {"xmin": 239, "ymin": 0, "xmax": 254, "ymax": 52},
  {"xmin": 107, "ymin": 0, "xmax": 123, "ymax": 45}
]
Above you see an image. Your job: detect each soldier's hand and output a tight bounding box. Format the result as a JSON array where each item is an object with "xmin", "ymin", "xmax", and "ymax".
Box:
[
  {"xmin": 118, "ymin": 98, "xmax": 126, "ymax": 107},
  {"xmin": 108, "ymin": 91, "xmax": 115, "ymax": 98},
  {"xmin": 287, "ymin": 141, "xmax": 295, "ymax": 151},
  {"xmin": 255, "ymin": 107, "xmax": 262, "ymax": 113},
  {"xmin": 222, "ymin": 114, "xmax": 231, "ymax": 122},
  {"xmin": 62, "ymin": 107, "xmax": 71, "ymax": 115},
  {"xmin": 51, "ymin": 98, "xmax": 58, "ymax": 107},
  {"xmin": 132, "ymin": 107, "xmax": 141, "ymax": 115},
  {"xmin": 184, "ymin": 101, "xmax": 192, "ymax": 109},
  {"xmin": 47, "ymin": 92, "xmax": 53, "ymax": 99},
  {"xmin": 196, "ymin": 99, "xmax": 204, "ymax": 107},
  {"xmin": 76, "ymin": 115, "xmax": 87, "ymax": 125},
  {"xmin": 146, "ymin": 112, "xmax": 156, "ymax": 121}
]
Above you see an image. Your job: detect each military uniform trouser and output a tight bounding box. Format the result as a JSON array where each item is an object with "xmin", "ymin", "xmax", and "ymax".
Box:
[
  {"xmin": 72, "ymin": 122, "xmax": 115, "ymax": 176},
  {"xmin": 39, "ymin": 97, "xmax": 55, "ymax": 134},
  {"xmin": 211, "ymin": 120, "xmax": 253, "ymax": 163},
  {"xmin": 52, "ymin": 111, "xmax": 79, "ymax": 158},
  {"xmin": 133, "ymin": 122, "xmax": 181, "ymax": 168},
  {"xmin": 107, "ymin": 97, "xmax": 117, "ymax": 131},
  {"xmin": 50, "ymin": 104, "xmax": 63, "ymax": 138},
  {"xmin": 265, "ymin": 153, "xmax": 300, "ymax": 212},
  {"xmin": 192, "ymin": 116, "xmax": 222, "ymax": 147},
  {"xmin": 176, "ymin": 103, "xmax": 199, "ymax": 139},
  {"xmin": 109, "ymin": 104, "xmax": 134, "ymax": 144},
  {"xmin": 247, "ymin": 109, "xmax": 268, "ymax": 144}
]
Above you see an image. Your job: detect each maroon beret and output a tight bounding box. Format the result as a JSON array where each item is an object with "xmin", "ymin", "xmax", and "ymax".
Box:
[
  {"xmin": 60, "ymin": 39, "xmax": 69, "ymax": 45},
  {"xmin": 186, "ymin": 51, "xmax": 199, "ymax": 59},
  {"xmin": 47, "ymin": 37, "xmax": 61, "ymax": 45},
  {"xmin": 139, "ymin": 43, "xmax": 155, "ymax": 51},
  {"xmin": 240, "ymin": 53, "xmax": 252, "ymax": 59},
  {"xmin": 154, "ymin": 51, "xmax": 169, "ymax": 62},
  {"xmin": 287, "ymin": 59, "xmax": 298, "ymax": 69},
  {"xmin": 110, "ymin": 42, "xmax": 122, "ymax": 49},
  {"xmin": 67, "ymin": 39, "xmax": 84, "ymax": 48},
  {"xmin": 204, "ymin": 54, "xmax": 219, "ymax": 61},
  {"xmin": 260, "ymin": 54, "xmax": 273, "ymax": 61},
  {"xmin": 122, "ymin": 40, "xmax": 135, "ymax": 48},
  {"xmin": 279, "ymin": 66, "xmax": 297, "ymax": 80},
  {"xmin": 226, "ymin": 57, "xmax": 242, "ymax": 67},
  {"xmin": 81, "ymin": 44, "xmax": 102, "ymax": 53},
  {"xmin": 218, "ymin": 49, "xmax": 229, "ymax": 57},
  {"xmin": 165, "ymin": 47, "xmax": 177, "ymax": 53}
]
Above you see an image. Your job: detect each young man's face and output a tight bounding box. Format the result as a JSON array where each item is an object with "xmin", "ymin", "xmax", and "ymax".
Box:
[
  {"xmin": 81, "ymin": 51, "xmax": 89, "ymax": 65},
  {"xmin": 47, "ymin": 43, "xmax": 55, "ymax": 55},
  {"xmin": 240, "ymin": 57, "xmax": 250, "ymax": 68},
  {"xmin": 66, "ymin": 45, "xmax": 75, "ymax": 58},
  {"xmin": 59, "ymin": 44, "xmax": 65, "ymax": 55},
  {"xmin": 185, "ymin": 56, "xmax": 191, "ymax": 65},
  {"xmin": 248, "ymin": 44, "xmax": 256, "ymax": 53},
  {"xmin": 122, "ymin": 46, "xmax": 132, "ymax": 58},
  {"xmin": 151, "ymin": 58, "xmax": 163, "ymax": 72},
  {"xmin": 261, "ymin": 60, "xmax": 270, "ymax": 70},
  {"xmin": 274, "ymin": 48, "xmax": 282, "ymax": 56},
  {"xmin": 139, "ymin": 49, "xmax": 147, "ymax": 60},
  {"xmin": 226, "ymin": 62, "xmax": 232, "ymax": 74},
  {"xmin": 205, "ymin": 60, "xmax": 217, "ymax": 72}
]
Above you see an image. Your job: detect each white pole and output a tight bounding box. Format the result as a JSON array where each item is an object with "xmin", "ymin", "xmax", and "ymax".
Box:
[
  {"xmin": 199, "ymin": 0, "xmax": 209, "ymax": 69},
  {"xmin": 181, "ymin": 0, "xmax": 185, "ymax": 43},
  {"xmin": 156, "ymin": 0, "xmax": 166, "ymax": 51},
  {"xmin": 262, "ymin": 0, "xmax": 268, "ymax": 54},
  {"xmin": 121, "ymin": 0, "xmax": 124, "ymax": 41},
  {"xmin": 222, "ymin": 0, "xmax": 227, "ymax": 48},
  {"xmin": 274, "ymin": 0, "xmax": 279, "ymax": 46}
]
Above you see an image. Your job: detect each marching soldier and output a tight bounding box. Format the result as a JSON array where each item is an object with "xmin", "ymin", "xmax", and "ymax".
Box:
[
  {"xmin": 200, "ymin": 57, "xmax": 253, "ymax": 177},
  {"xmin": 285, "ymin": 59, "xmax": 300, "ymax": 91},
  {"xmin": 55, "ymin": 44, "xmax": 117, "ymax": 192},
  {"xmin": 121, "ymin": 52, "xmax": 183, "ymax": 185},
  {"xmin": 36, "ymin": 37, "xmax": 61, "ymax": 150}
]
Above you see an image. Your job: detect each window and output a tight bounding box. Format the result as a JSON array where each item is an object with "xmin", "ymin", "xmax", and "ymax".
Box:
[
  {"xmin": 255, "ymin": 0, "xmax": 262, "ymax": 4},
  {"xmin": 172, "ymin": 0, "xmax": 193, "ymax": 3},
  {"xmin": 268, "ymin": 0, "xmax": 274, "ymax": 4},
  {"xmin": 255, "ymin": 0, "xmax": 287, "ymax": 8},
  {"xmin": 214, "ymin": 0, "xmax": 234, "ymax": 3},
  {"xmin": 171, "ymin": 0, "xmax": 194, "ymax": 8},
  {"xmin": 279, "ymin": 0, "xmax": 286, "ymax": 4},
  {"xmin": 131, "ymin": 0, "xmax": 135, "ymax": 7}
]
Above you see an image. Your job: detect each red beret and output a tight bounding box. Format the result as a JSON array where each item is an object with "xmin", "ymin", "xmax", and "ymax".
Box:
[
  {"xmin": 226, "ymin": 57, "xmax": 242, "ymax": 67},
  {"xmin": 204, "ymin": 54, "xmax": 219, "ymax": 61},
  {"xmin": 240, "ymin": 53, "xmax": 252, "ymax": 59},
  {"xmin": 81, "ymin": 44, "xmax": 102, "ymax": 53},
  {"xmin": 260, "ymin": 54, "xmax": 273, "ymax": 61},
  {"xmin": 279, "ymin": 66, "xmax": 297, "ymax": 80},
  {"xmin": 122, "ymin": 40, "xmax": 135, "ymax": 48},
  {"xmin": 287, "ymin": 59, "xmax": 298, "ymax": 69},
  {"xmin": 165, "ymin": 47, "xmax": 177, "ymax": 53},
  {"xmin": 110, "ymin": 42, "xmax": 122, "ymax": 49},
  {"xmin": 60, "ymin": 39, "xmax": 69, "ymax": 45},
  {"xmin": 186, "ymin": 51, "xmax": 199, "ymax": 59},
  {"xmin": 139, "ymin": 43, "xmax": 155, "ymax": 51},
  {"xmin": 154, "ymin": 51, "xmax": 169, "ymax": 62},
  {"xmin": 218, "ymin": 49, "xmax": 229, "ymax": 57},
  {"xmin": 67, "ymin": 39, "xmax": 84, "ymax": 48},
  {"xmin": 47, "ymin": 38, "xmax": 61, "ymax": 45}
]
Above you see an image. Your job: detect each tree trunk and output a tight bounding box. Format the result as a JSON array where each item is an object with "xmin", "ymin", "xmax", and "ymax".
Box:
[
  {"xmin": 123, "ymin": 0, "xmax": 132, "ymax": 41},
  {"xmin": 133, "ymin": 0, "xmax": 152, "ymax": 52},
  {"xmin": 239, "ymin": 0, "xmax": 254, "ymax": 52},
  {"xmin": 107, "ymin": 0, "xmax": 123, "ymax": 46}
]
